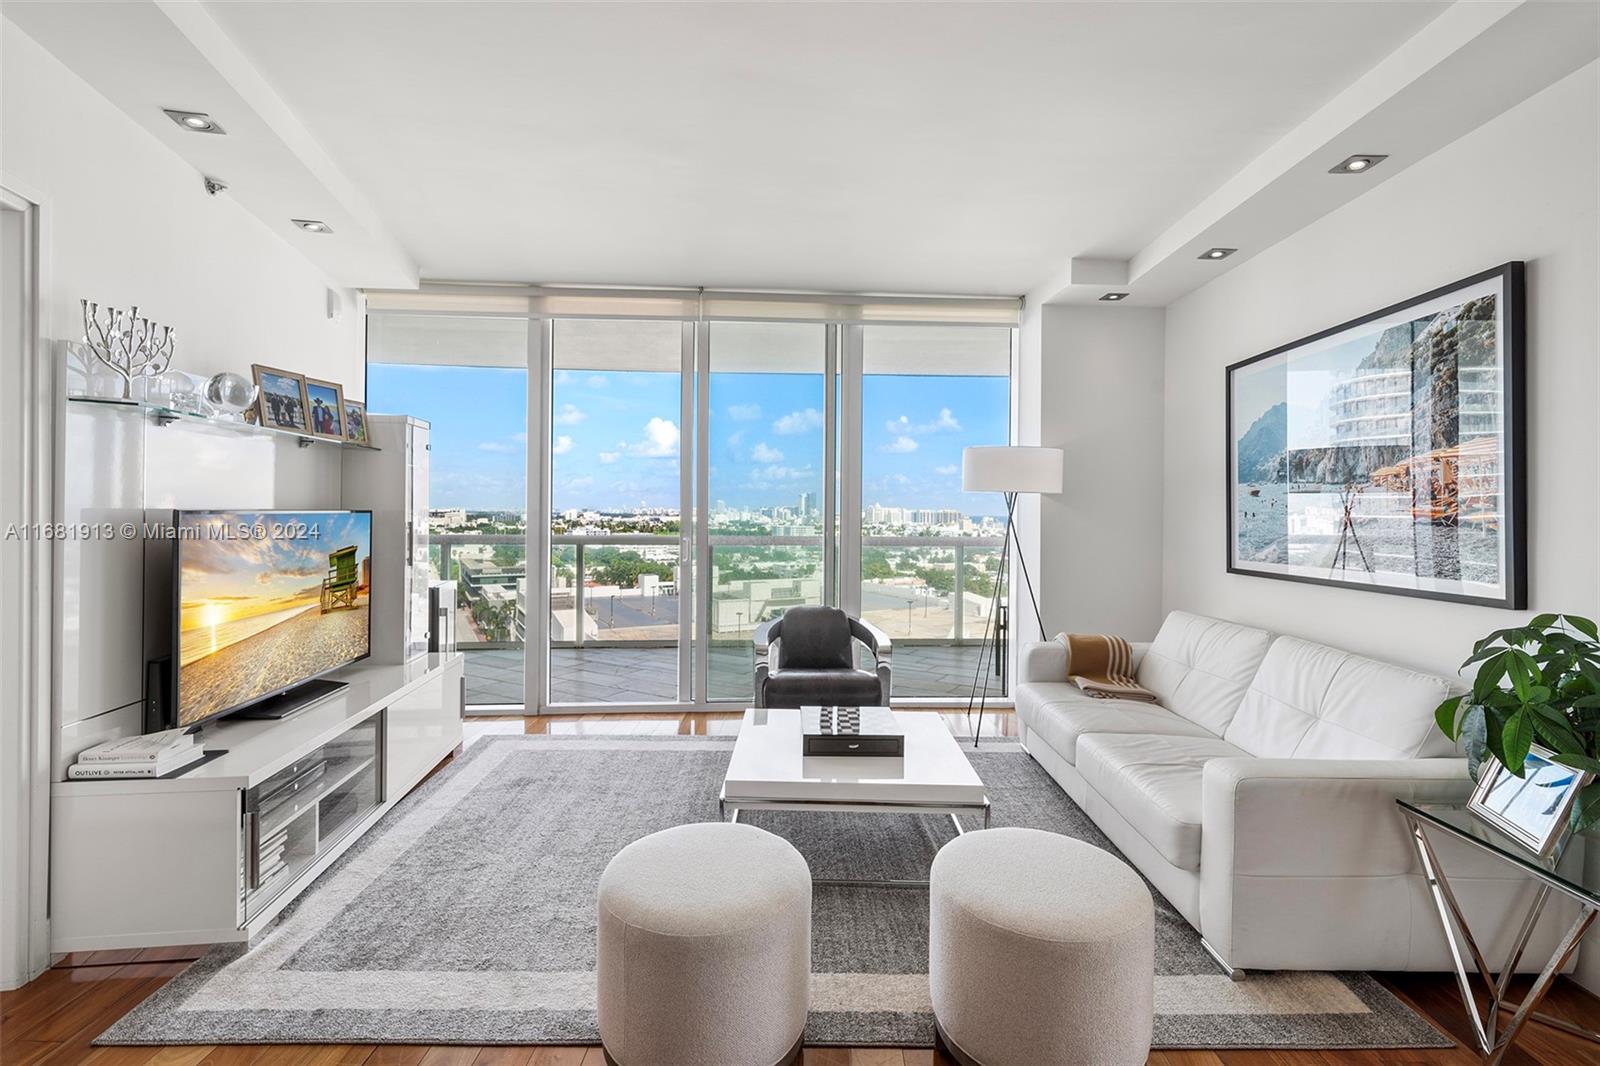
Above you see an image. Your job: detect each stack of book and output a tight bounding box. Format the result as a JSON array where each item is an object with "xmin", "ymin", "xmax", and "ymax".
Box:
[{"xmin": 68, "ymin": 730, "xmax": 205, "ymax": 779}]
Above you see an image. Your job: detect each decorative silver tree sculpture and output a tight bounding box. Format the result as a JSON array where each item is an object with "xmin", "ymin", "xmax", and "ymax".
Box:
[{"xmin": 80, "ymin": 300, "xmax": 176, "ymax": 399}]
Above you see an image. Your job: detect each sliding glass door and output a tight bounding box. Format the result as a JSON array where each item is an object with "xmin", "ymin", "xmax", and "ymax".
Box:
[
  {"xmin": 702, "ymin": 322, "xmax": 830, "ymax": 701},
  {"xmin": 367, "ymin": 294, "xmax": 1016, "ymax": 712}
]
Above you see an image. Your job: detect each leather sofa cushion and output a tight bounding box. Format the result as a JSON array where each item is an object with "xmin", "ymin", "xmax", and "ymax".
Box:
[
  {"xmin": 775, "ymin": 605, "xmax": 854, "ymax": 670},
  {"xmin": 1078, "ymin": 733, "xmax": 1251, "ymax": 871},
  {"xmin": 1135, "ymin": 611, "xmax": 1272, "ymax": 736},
  {"xmin": 761, "ymin": 668, "xmax": 882, "ymax": 708},
  {"xmin": 1017, "ymin": 683, "xmax": 1216, "ymax": 764},
  {"xmin": 1224, "ymin": 636, "xmax": 1457, "ymax": 759}
]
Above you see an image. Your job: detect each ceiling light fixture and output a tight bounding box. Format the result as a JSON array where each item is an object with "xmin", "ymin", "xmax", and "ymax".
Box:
[
  {"xmin": 292, "ymin": 219, "xmax": 333, "ymax": 234},
  {"xmin": 1099, "ymin": 292, "xmax": 1130, "ymax": 302},
  {"xmin": 1199, "ymin": 247, "xmax": 1236, "ymax": 261},
  {"xmin": 1330, "ymin": 153, "xmax": 1388, "ymax": 174},
  {"xmin": 163, "ymin": 109, "xmax": 225, "ymax": 135}
]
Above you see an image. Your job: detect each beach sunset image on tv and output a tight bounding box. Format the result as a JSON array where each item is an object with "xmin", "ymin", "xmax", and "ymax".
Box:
[{"xmin": 177, "ymin": 511, "xmax": 372, "ymax": 725}]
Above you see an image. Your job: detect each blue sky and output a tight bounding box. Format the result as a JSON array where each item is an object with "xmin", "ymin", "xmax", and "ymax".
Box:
[{"xmin": 369, "ymin": 364, "xmax": 1009, "ymax": 515}]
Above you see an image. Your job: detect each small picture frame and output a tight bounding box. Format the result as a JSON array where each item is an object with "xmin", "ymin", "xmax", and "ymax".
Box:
[
  {"xmin": 303, "ymin": 377, "xmax": 347, "ymax": 441},
  {"xmin": 1468, "ymin": 744, "xmax": 1591, "ymax": 858},
  {"xmin": 344, "ymin": 399, "xmax": 371, "ymax": 446},
  {"xmin": 251, "ymin": 365, "xmax": 310, "ymax": 432}
]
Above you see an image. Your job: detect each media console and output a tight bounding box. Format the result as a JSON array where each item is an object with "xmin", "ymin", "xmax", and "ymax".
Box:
[{"xmin": 49, "ymin": 653, "xmax": 464, "ymax": 951}]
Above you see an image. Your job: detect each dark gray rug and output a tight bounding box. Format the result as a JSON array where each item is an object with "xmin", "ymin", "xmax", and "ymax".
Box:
[{"xmin": 99, "ymin": 734, "xmax": 1450, "ymax": 1049}]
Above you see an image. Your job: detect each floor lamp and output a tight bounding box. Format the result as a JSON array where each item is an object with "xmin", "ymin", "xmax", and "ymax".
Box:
[{"xmin": 962, "ymin": 445, "xmax": 1063, "ymax": 747}]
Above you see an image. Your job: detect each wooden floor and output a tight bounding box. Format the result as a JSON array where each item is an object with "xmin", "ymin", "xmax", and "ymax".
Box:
[{"xmin": 7, "ymin": 709, "xmax": 1598, "ymax": 1066}]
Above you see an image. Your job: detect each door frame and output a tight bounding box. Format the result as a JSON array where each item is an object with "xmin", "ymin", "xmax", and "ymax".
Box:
[{"xmin": 0, "ymin": 183, "xmax": 55, "ymax": 990}]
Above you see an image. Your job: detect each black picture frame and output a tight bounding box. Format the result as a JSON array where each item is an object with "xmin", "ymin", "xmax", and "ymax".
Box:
[{"xmin": 1225, "ymin": 262, "xmax": 1526, "ymax": 608}]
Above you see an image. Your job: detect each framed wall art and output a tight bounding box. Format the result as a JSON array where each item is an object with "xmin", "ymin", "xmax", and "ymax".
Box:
[{"xmin": 1226, "ymin": 262, "xmax": 1525, "ymax": 608}]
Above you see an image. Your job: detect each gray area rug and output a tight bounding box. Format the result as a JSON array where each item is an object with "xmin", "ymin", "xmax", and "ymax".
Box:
[{"xmin": 100, "ymin": 734, "xmax": 1450, "ymax": 1049}]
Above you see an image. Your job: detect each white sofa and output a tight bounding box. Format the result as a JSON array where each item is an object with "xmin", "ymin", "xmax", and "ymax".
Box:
[{"xmin": 1016, "ymin": 610, "xmax": 1580, "ymax": 974}]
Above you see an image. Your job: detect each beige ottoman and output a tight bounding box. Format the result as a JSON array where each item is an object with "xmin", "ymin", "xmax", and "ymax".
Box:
[
  {"xmin": 597, "ymin": 822, "xmax": 811, "ymax": 1066},
  {"xmin": 930, "ymin": 827, "xmax": 1155, "ymax": 1066}
]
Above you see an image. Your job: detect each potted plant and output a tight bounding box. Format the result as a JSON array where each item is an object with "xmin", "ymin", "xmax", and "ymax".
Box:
[{"xmin": 1435, "ymin": 614, "xmax": 1600, "ymax": 835}]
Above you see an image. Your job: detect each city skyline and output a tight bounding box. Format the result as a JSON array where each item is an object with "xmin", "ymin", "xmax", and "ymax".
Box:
[{"xmin": 369, "ymin": 365, "xmax": 1010, "ymax": 516}]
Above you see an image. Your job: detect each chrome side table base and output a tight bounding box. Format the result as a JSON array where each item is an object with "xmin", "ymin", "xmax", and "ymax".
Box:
[{"xmin": 1402, "ymin": 810, "xmax": 1600, "ymax": 1065}]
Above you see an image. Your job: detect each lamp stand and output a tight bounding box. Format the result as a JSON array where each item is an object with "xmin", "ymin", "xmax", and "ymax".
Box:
[{"xmin": 966, "ymin": 491, "xmax": 1044, "ymax": 747}]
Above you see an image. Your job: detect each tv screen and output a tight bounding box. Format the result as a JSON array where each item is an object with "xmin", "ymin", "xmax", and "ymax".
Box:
[{"xmin": 174, "ymin": 510, "xmax": 372, "ymax": 727}]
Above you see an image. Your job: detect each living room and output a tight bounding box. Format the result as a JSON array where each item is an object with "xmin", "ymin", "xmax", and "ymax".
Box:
[{"xmin": 1, "ymin": 2, "xmax": 1597, "ymax": 1064}]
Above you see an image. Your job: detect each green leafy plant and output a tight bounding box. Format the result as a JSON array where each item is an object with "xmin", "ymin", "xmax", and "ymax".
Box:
[{"xmin": 1435, "ymin": 614, "xmax": 1600, "ymax": 834}]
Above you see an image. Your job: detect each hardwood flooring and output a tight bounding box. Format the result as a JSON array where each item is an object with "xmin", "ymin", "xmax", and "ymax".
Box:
[{"xmin": 8, "ymin": 709, "xmax": 1596, "ymax": 1066}]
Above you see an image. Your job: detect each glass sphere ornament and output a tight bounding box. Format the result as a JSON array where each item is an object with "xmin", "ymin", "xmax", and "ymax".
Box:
[{"xmin": 206, "ymin": 372, "xmax": 258, "ymax": 419}]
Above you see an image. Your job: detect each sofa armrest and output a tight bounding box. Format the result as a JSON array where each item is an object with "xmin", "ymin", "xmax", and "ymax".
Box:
[{"xmin": 1202, "ymin": 757, "xmax": 1471, "ymax": 881}]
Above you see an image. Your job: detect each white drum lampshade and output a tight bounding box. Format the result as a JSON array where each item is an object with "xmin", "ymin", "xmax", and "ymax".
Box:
[{"xmin": 962, "ymin": 446, "xmax": 1064, "ymax": 495}]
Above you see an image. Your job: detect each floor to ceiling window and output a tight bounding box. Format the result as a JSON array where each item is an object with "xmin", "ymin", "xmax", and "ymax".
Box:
[
  {"xmin": 365, "ymin": 312, "xmax": 530, "ymax": 709},
  {"xmin": 366, "ymin": 290, "xmax": 1016, "ymax": 712}
]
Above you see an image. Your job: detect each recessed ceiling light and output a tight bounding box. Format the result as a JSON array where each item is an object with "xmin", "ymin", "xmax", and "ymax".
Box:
[
  {"xmin": 1199, "ymin": 247, "xmax": 1237, "ymax": 261},
  {"xmin": 1330, "ymin": 154, "xmax": 1388, "ymax": 174},
  {"xmin": 1099, "ymin": 292, "xmax": 1130, "ymax": 302},
  {"xmin": 163, "ymin": 109, "xmax": 225, "ymax": 135},
  {"xmin": 292, "ymin": 219, "xmax": 333, "ymax": 234}
]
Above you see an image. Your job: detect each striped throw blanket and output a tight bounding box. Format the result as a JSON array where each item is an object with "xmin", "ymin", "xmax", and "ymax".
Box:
[{"xmin": 1061, "ymin": 633, "xmax": 1159, "ymax": 703}]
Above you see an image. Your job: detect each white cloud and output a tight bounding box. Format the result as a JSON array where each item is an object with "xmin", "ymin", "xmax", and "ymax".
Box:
[
  {"xmin": 587, "ymin": 375, "xmax": 609, "ymax": 389},
  {"xmin": 478, "ymin": 440, "xmax": 516, "ymax": 453},
  {"xmin": 633, "ymin": 417, "xmax": 679, "ymax": 457},
  {"xmin": 750, "ymin": 441, "xmax": 784, "ymax": 463},
  {"xmin": 727, "ymin": 430, "xmax": 745, "ymax": 447},
  {"xmin": 886, "ymin": 408, "xmax": 962, "ymax": 435},
  {"xmin": 882, "ymin": 435, "xmax": 919, "ymax": 454},
  {"xmin": 599, "ymin": 451, "xmax": 620, "ymax": 464},
  {"xmin": 727, "ymin": 403, "xmax": 762, "ymax": 421},
  {"xmin": 555, "ymin": 404, "xmax": 586, "ymax": 425},
  {"xmin": 773, "ymin": 408, "xmax": 823, "ymax": 435},
  {"xmin": 935, "ymin": 464, "xmax": 960, "ymax": 476},
  {"xmin": 552, "ymin": 435, "xmax": 574, "ymax": 455},
  {"xmin": 747, "ymin": 464, "xmax": 814, "ymax": 488}
]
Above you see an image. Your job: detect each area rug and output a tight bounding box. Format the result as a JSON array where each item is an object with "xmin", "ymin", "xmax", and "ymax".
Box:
[{"xmin": 100, "ymin": 734, "xmax": 1450, "ymax": 1049}]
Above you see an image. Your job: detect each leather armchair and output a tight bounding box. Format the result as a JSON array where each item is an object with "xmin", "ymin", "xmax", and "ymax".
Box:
[{"xmin": 753, "ymin": 605, "xmax": 892, "ymax": 708}]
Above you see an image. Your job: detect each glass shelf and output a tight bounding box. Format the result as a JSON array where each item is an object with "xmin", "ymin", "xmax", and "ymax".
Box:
[{"xmin": 66, "ymin": 394, "xmax": 380, "ymax": 451}]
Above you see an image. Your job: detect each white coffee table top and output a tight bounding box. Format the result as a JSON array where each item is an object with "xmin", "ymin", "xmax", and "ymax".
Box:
[{"xmin": 722, "ymin": 708, "xmax": 988, "ymax": 806}]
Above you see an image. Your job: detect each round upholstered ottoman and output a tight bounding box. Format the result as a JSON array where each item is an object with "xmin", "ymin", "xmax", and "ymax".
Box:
[
  {"xmin": 597, "ymin": 822, "xmax": 811, "ymax": 1066},
  {"xmin": 929, "ymin": 827, "xmax": 1154, "ymax": 1066}
]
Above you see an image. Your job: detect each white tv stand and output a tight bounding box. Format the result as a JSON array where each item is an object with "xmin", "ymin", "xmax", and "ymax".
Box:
[{"xmin": 49, "ymin": 654, "xmax": 464, "ymax": 951}]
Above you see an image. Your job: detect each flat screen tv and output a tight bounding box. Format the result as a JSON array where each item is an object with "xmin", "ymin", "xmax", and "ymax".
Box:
[{"xmin": 148, "ymin": 509, "xmax": 373, "ymax": 729}]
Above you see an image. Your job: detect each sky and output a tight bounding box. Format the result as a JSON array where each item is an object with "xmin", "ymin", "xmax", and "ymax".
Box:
[{"xmin": 368, "ymin": 364, "xmax": 1010, "ymax": 515}]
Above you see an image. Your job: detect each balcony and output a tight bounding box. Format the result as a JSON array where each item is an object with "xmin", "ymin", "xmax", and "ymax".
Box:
[{"xmin": 434, "ymin": 532, "xmax": 1006, "ymax": 708}]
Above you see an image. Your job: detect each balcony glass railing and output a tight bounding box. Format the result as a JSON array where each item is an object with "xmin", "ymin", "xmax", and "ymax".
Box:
[{"xmin": 433, "ymin": 531, "xmax": 1006, "ymax": 707}]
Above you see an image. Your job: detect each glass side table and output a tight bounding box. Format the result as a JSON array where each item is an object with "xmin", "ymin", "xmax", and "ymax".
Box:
[{"xmin": 1397, "ymin": 800, "xmax": 1599, "ymax": 1065}]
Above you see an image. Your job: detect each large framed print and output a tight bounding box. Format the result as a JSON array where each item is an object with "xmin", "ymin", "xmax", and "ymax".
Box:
[{"xmin": 1226, "ymin": 263, "xmax": 1525, "ymax": 608}]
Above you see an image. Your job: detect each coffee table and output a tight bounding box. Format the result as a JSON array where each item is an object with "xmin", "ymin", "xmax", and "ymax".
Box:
[{"xmin": 719, "ymin": 707, "xmax": 990, "ymax": 887}]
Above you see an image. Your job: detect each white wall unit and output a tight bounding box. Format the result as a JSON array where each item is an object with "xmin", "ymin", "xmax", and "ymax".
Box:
[
  {"xmin": 49, "ymin": 655, "xmax": 462, "ymax": 952},
  {"xmin": 343, "ymin": 415, "xmax": 432, "ymax": 663},
  {"xmin": 1159, "ymin": 61, "xmax": 1600, "ymax": 991}
]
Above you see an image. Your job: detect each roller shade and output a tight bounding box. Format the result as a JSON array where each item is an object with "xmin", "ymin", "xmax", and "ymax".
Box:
[{"xmin": 365, "ymin": 283, "xmax": 1020, "ymax": 327}]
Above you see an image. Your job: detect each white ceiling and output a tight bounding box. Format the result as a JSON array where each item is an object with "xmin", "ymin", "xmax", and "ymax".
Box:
[
  {"xmin": 202, "ymin": 0, "xmax": 1446, "ymax": 295},
  {"xmin": 8, "ymin": 1, "xmax": 1597, "ymax": 301}
]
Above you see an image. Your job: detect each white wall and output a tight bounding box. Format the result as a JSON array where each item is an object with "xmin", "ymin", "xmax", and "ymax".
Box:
[
  {"xmin": 1023, "ymin": 305, "xmax": 1166, "ymax": 643},
  {"xmin": 1163, "ymin": 61, "xmax": 1598, "ymax": 674},
  {"xmin": 1162, "ymin": 61, "xmax": 1600, "ymax": 991},
  {"xmin": 0, "ymin": 22, "xmax": 364, "ymax": 395}
]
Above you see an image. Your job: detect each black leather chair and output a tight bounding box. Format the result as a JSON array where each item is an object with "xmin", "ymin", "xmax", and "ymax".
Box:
[{"xmin": 753, "ymin": 605, "xmax": 892, "ymax": 708}]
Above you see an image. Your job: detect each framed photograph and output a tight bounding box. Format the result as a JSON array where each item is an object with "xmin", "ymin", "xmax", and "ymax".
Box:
[
  {"xmin": 251, "ymin": 365, "xmax": 310, "ymax": 433},
  {"xmin": 1468, "ymin": 746, "xmax": 1591, "ymax": 858},
  {"xmin": 303, "ymin": 378, "xmax": 347, "ymax": 441},
  {"xmin": 1226, "ymin": 262, "xmax": 1525, "ymax": 608},
  {"xmin": 344, "ymin": 399, "xmax": 371, "ymax": 446}
]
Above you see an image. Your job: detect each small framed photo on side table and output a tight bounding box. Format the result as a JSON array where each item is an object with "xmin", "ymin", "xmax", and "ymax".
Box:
[{"xmin": 1468, "ymin": 744, "xmax": 1592, "ymax": 858}]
